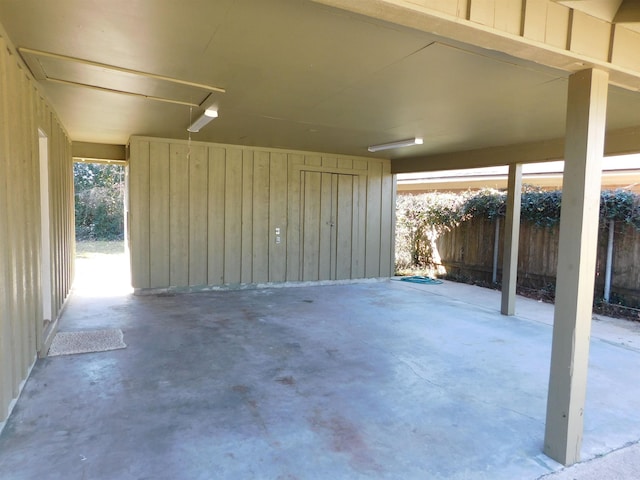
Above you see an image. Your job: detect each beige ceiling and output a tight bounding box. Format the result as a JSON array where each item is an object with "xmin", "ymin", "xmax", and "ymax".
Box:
[{"xmin": 1, "ymin": 0, "xmax": 640, "ymax": 161}]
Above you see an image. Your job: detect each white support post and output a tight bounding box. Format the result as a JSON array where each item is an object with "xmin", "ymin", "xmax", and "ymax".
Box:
[
  {"xmin": 501, "ymin": 163, "xmax": 522, "ymax": 316},
  {"xmin": 544, "ymin": 69, "xmax": 609, "ymax": 466}
]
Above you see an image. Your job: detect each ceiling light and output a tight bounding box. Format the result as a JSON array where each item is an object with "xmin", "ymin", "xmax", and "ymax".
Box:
[
  {"xmin": 187, "ymin": 107, "xmax": 218, "ymax": 133},
  {"xmin": 368, "ymin": 137, "xmax": 423, "ymax": 153}
]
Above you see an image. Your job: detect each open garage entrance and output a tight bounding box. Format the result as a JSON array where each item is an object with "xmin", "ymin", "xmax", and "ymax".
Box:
[{"xmin": 73, "ymin": 160, "xmax": 131, "ymax": 296}]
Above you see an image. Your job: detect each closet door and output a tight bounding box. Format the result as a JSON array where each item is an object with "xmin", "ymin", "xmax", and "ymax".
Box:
[{"xmin": 300, "ymin": 171, "xmax": 359, "ymax": 281}]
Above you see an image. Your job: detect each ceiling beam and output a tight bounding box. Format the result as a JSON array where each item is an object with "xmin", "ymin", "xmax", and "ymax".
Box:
[
  {"xmin": 615, "ymin": 0, "xmax": 640, "ymax": 23},
  {"xmin": 312, "ymin": 0, "xmax": 640, "ymax": 92},
  {"xmin": 72, "ymin": 142, "xmax": 127, "ymax": 163},
  {"xmin": 391, "ymin": 126, "xmax": 640, "ymax": 173}
]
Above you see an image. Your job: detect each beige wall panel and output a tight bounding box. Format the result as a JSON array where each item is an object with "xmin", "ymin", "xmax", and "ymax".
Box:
[
  {"xmin": 22, "ymin": 75, "xmax": 37, "ymax": 373},
  {"xmin": 349, "ymin": 175, "xmax": 362, "ymax": 278},
  {"xmin": 336, "ymin": 175, "xmax": 354, "ymax": 280},
  {"xmin": 365, "ymin": 162, "xmax": 383, "ymax": 277},
  {"xmin": 338, "ymin": 157, "xmax": 353, "ymax": 170},
  {"xmin": 189, "ymin": 145, "xmax": 208, "ymax": 286},
  {"xmin": 523, "ymin": 0, "xmax": 547, "ymax": 42},
  {"xmin": 412, "ymin": 0, "xmax": 468, "ymax": 17},
  {"xmin": 305, "ymin": 155, "xmax": 322, "ymax": 167},
  {"xmin": 169, "ymin": 144, "xmax": 189, "ymax": 286},
  {"xmin": 322, "ymin": 156, "xmax": 337, "ymax": 169},
  {"xmin": 469, "ymin": 0, "xmax": 496, "ymax": 27},
  {"xmin": 545, "ymin": 3, "xmax": 571, "ymax": 49},
  {"xmin": 286, "ymin": 154, "xmax": 305, "ymax": 282},
  {"xmin": 149, "ymin": 142, "xmax": 170, "ymax": 288},
  {"xmin": 355, "ymin": 175, "xmax": 367, "ymax": 278},
  {"xmin": 241, "ymin": 150, "xmax": 254, "ymax": 284},
  {"xmin": 252, "ymin": 151, "xmax": 270, "ymax": 283},
  {"xmin": 129, "ymin": 137, "xmax": 395, "ymax": 291},
  {"xmin": 302, "ymin": 171, "xmax": 322, "ymax": 281},
  {"xmin": 269, "ymin": 153, "xmax": 288, "ymax": 283},
  {"xmin": 224, "ymin": 148, "xmax": 243, "ymax": 284},
  {"xmin": 53, "ymin": 128, "xmax": 63, "ymax": 306},
  {"xmin": 0, "ymin": 35, "xmax": 73, "ymax": 422},
  {"xmin": 494, "ymin": 0, "xmax": 523, "ymax": 35},
  {"xmin": 207, "ymin": 147, "xmax": 226, "ymax": 285},
  {"xmin": 353, "ymin": 159, "xmax": 368, "ymax": 171},
  {"xmin": 318, "ymin": 172, "xmax": 333, "ymax": 280},
  {"xmin": 6, "ymin": 62, "xmax": 25, "ymax": 385},
  {"xmin": 129, "ymin": 140, "xmax": 150, "ymax": 288},
  {"xmin": 611, "ymin": 26, "xmax": 640, "ymax": 71},
  {"xmin": 569, "ymin": 11, "xmax": 611, "ymax": 61},
  {"xmin": 380, "ymin": 162, "xmax": 394, "ymax": 277},
  {"xmin": 0, "ymin": 38, "xmax": 15, "ymax": 414}
]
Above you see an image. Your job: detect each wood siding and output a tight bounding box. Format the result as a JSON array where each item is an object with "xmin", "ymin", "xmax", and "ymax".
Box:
[
  {"xmin": 0, "ymin": 36, "xmax": 74, "ymax": 424},
  {"xmin": 128, "ymin": 137, "xmax": 394, "ymax": 291},
  {"xmin": 436, "ymin": 218, "xmax": 640, "ymax": 305}
]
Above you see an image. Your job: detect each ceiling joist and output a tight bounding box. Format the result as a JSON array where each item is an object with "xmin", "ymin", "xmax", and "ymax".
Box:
[
  {"xmin": 391, "ymin": 126, "xmax": 640, "ymax": 174},
  {"xmin": 18, "ymin": 47, "xmax": 226, "ymax": 93}
]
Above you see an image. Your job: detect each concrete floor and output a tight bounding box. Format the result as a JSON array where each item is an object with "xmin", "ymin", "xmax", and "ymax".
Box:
[{"xmin": 2, "ymin": 276, "xmax": 640, "ymax": 479}]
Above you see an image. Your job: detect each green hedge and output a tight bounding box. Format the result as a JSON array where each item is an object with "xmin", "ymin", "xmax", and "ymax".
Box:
[
  {"xmin": 396, "ymin": 187, "xmax": 640, "ymax": 270},
  {"xmin": 74, "ymin": 163, "xmax": 125, "ymax": 241}
]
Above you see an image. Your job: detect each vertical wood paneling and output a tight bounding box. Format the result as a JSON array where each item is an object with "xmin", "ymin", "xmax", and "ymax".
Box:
[
  {"xmin": 355, "ymin": 174, "xmax": 367, "ymax": 278},
  {"xmin": 365, "ymin": 162, "xmax": 383, "ymax": 277},
  {"xmin": 302, "ymin": 171, "xmax": 322, "ymax": 281},
  {"xmin": 130, "ymin": 140, "xmax": 150, "ymax": 288},
  {"xmin": 241, "ymin": 150, "xmax": 254, "ymax": 283},
  {"xmin": 286, "ymin": 154, "xmax": 305, "ymax": 281},
  {"xmin": 494, "ymin": 0, "xmax": 522, "ymax": 35},
  {"xmin": 351, "ymin": 176, "xmax": 362, "ymax": 278},
  {"xmin": 318, "ymin": 172, "xmax": 333, "ymax": 280},
  {"xmin": 269, "ymin": 153, "xmax": 288, "ymax": 282},
  {"xmin": 569, "ymin": 11, "xmax": 611, "ymax": 61},
  {"xmin": 0, "ymin": 38, "xmax": 13, "ymax": 415},
  {"xmin": 523, "ymin": 0, "xmax": 547, "ymax": 41},
  {"xmin": 0, "ymin": 36, "xmax": 73, "ymax": 422},
  {"xmin": 149, "ymin": 142, "xmax": 170, "ymax": 288},
  {"xmin": 129, "ymin": 137, "xmax": 395, "ymax": 291},
  {"xmin": 7, "ymin": 61, "xmax": 25, "ymax": 387},
  {"xmin": 390, "ymin": 175, "xmax": 398, "ymax": 276},
  {"xmin": 224, "ymin": 148, "xmax": 243, "ymax": 284},
  {"xmin": 336, "ymin": 175, "xmax": 354, "ymax": 280},
  {"xmin": 189, "ymin": 145, "xmax": 208, "ymax": 285},
  {"xmin": 379, "ymin": 162, "xmax": 394, "ymax": 276},
  {"xmin": 253, "ymin": 151, "xmax": 270, "ymax": 283},
  {"xmin": 611, "ymin": 26, "xmax": 640, "ymax": 71},
  {"xmin": 469, "ymin": 0, "xmax": 495, "ymax": 27},
  {"xmin": 322, "ymin": 156, "xmax": 337, "ymax": 169},
  {"xmin": 169, "ymin": 144, "xmax": 189, "ymax": 286},
  {"xmin": 207, "ymin": 147, "xmax": 226, "ymax": 285}
]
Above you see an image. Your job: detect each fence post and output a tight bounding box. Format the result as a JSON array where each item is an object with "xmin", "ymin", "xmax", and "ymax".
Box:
[
  {"xmin": 492, "ymin": 217, "xmax": 500, "ymax": 283},
  {"xmin": 604, "ymin": 218, "xmax": 614, "ymax": 303}
]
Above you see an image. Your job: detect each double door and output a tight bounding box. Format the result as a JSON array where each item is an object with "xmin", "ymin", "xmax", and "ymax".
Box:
[{"xmin": 299, "ymin": 171, "xmax": 361, "ymax": 281}]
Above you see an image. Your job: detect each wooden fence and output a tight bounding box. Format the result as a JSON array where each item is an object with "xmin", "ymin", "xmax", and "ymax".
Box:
[{"xmin": 435, "ymin": 218, "xmax": 640, "ymax": 306}]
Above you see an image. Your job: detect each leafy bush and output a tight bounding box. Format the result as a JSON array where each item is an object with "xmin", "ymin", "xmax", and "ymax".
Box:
[
  {"xmin": 520, "ymin": 186, "xmax": 562, "ymax": 227},
  {"xmin": 396, "ymin": 187, "xmax": 640, "ymax": 271},
  {"xmin": 74, "ymin": 163, "xmax": 124, "ymax": 241},
  {"xmin": 395, "ymin": 193, "xmax": 465, "ymax": 270}
]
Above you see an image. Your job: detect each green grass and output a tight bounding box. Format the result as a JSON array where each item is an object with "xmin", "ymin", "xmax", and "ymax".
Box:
[{"xmin": 76, "ymin": 240, "xmax": 125, "ymax": 258}]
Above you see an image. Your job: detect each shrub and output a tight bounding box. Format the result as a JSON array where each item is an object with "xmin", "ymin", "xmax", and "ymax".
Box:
[
  {"xmin": 74, "ymin": 163, "xmax": 125, "ymax": 241},
  {"xmin": 396, "ymin": 187, "xmax": 640, "ymax": 271}
]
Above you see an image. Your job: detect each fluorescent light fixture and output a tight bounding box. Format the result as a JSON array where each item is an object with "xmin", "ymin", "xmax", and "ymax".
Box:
[
  {"xmin": 368, "ymin": 137, "xmax": 423, "ymax": 153},
  {"xmin": 187, "ymin": 107, "xmax": 218, "ymax": 133}
]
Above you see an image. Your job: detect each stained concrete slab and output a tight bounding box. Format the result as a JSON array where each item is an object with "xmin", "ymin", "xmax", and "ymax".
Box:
[{"xmin": 1, "ymin": 279, "xmax": 640, "ymax": 479}]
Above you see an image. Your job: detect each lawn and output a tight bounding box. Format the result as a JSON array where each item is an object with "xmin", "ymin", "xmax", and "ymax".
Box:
[{"xmin": 75, "ymin": 240, "xmax": 125, "ymax": 258}]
